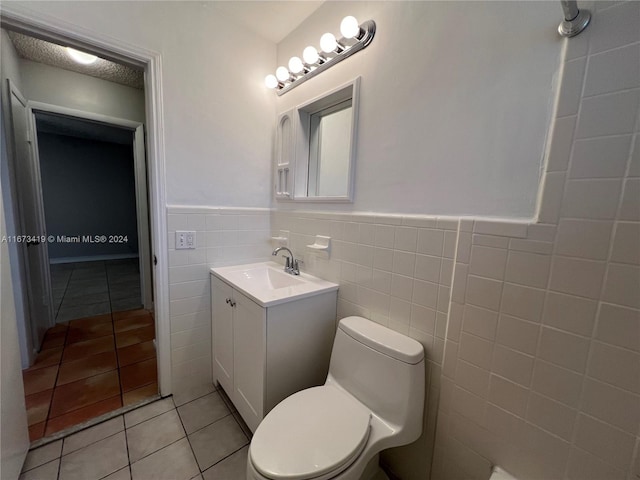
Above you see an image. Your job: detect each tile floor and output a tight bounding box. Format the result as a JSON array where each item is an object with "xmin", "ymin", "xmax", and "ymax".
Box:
[
  {"xmin": 51, "ymin": 259, "xmax": 142, "ymax": 322},
  {"xmin": 19, "ymin": 387, "xmax": 250, "ymax": 480},
  {"xmin": 23, "ymin": 309, "xmax": 157, "ymax": 442}
]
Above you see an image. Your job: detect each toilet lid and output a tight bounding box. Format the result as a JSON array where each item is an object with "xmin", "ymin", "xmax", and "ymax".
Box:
[{"xmin": 250, "ymin": 386, "xmax": 371, "ymax": 480}]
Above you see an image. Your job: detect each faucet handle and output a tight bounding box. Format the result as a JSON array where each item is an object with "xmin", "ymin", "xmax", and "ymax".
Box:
[
  {"xmin": 285, "ymin": 257, "xmax": 290, "ymax": 269},
  {"xmin": 292, "ymin": 259, "xmax": 300, "ymax": 275}
]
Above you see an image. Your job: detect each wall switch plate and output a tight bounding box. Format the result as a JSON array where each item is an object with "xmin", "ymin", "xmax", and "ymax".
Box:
[{"xmin": 176, "ymin": 231, "xmax": 196, "ymax": 249}]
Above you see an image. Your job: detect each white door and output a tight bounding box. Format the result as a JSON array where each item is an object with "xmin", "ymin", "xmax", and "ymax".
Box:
[
  {"xmin": 7, "ymin": 80, "xmax": 54, "ymax": 349},
  {"xmin": 211, "ymin": 276, "xmax": 234, "ymax": 395},
  {"xmin": 133, "ymin": 125, "xmax": 153, "ymax": 310}
]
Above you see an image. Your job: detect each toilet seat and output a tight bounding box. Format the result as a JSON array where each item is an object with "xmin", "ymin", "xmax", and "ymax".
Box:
[{"xmin": 250, "ymin": 386, "xmax": 372, "ymax": 480}]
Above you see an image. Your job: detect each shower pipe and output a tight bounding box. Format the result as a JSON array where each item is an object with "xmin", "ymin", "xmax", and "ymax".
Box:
[{"xmin": 558, "ymin": 0, "xmax": 591, "ymax": 37}]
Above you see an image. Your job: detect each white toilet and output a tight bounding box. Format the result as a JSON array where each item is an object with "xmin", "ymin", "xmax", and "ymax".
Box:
[{"xmin": 247, "ymin": 316, "xmax": 425, "ymax": 480}]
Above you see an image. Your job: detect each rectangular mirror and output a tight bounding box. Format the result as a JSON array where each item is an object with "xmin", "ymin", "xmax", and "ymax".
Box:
[{"xmin": 273, "ymin": 77, "xmax": 359, "ymax": 203}]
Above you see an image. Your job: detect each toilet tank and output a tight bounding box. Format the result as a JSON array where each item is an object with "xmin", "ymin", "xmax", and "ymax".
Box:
[{"xmin": 326, "ymin": 317, "xmax": 425, "ymax": 443}]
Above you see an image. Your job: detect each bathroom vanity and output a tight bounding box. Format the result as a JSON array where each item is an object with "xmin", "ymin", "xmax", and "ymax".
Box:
[{"xmin": 210, "ymin": 261, "xmax": 338, "ymax": 432}]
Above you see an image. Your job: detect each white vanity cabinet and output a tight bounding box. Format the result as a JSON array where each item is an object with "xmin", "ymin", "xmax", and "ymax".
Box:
[{"xmin": 210, "ymin": 268, "xmax": 338, "ymax": 433}]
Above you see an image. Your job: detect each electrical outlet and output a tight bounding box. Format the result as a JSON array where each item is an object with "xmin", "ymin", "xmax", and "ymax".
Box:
[{"xmin": 176, "ymin": 230, "xmax": 196, "ymax": 249}]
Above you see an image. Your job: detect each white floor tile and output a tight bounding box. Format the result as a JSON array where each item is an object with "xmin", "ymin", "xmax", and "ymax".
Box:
[
  {"xmin": 126, "ymin": 410, "xmax": 185, "ymax": 462},
  {"xmin": 59, "ymin": 432, "xmax": 128, "ymax": 480},
  {"xmin": 130, "ymin": 438, "xmax": 199, "ymax": 480}
]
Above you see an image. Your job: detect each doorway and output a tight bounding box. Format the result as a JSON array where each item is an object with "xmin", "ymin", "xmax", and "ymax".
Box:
[{"xmin": 2, "ymin": 27, "xmax": 166, "ymax": 443}]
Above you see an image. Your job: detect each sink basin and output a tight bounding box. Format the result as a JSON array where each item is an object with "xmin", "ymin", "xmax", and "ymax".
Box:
[
  {"xmin": 225, "ymin": 266, "xmax": 304, "ymax": 290},
  {"xmin": 211, "ymin": 261, "xmax": 338, "ymax": 307}
]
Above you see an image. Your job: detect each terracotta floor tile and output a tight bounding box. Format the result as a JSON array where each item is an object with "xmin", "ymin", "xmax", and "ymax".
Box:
[
  {"xmin": 113, "ymin": 309, "xmax": 149, "ymax": 321},
  {"xmin": 68, "ymin": 313, "xmax": 112, "ymax": 327},
  {"xmin": 117, "ymin": 340, "xmax": 156, "ymax": 367},
  {"xmin": 25, "ymin": 389, "xmax": 53, "ymax": 426},
  {"xmin": 49, "ymin": 370, "xmax": 120, "ymax": 418},
  {"xmin": 115, "ymin": 325, "xmax": 154, "ymax": 348},
  {"xmin": 114, "ymin": 314, "xmax": 153, "ymax": 333},
  {"xmin": 66, "ymin": 321, "xmax": 114, "ymax": 345},
  {"xmin": 45, "ymin": 395, "xmax": 122, "ymax": 436},
  {"xmin": 57, "ymin": 351, "xmax": 118, "ymax": 386},
  {"xmin": 22, "ymin": 365, "xmax": 58, "ymax": 396},
  {"xmin": 120, "ymin": 358, "xmax": 157, "ymax": 393},
  {"xmin": 27, "ymin": 347, "xmax": 63, "ymax": 371},
  {"xmin": 40, "ymin": 331, "xmax": 67, "ymax": 350},
  {"xmin": 29, "ymin": 422, "xmax": 46, "ymax": 442},
  {"xmin": 62, "ymin": 335, "xmax": 115, "ymax": 363},
  {"xmin": 122, "ymin": 382, "xmax": 158, "ymax": 406}
]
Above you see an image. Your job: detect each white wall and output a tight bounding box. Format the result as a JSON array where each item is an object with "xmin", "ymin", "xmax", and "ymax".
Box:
[
  {"xmin": 275, "ymin": 1, "xmax": 563, "ymax": 217},
  {"xmin": 20, "ymin": 59, "xmax": 145, "ymax": 123},
  {"xmin": 7, "ymin": 0, "xmax": 276, "ymax": 208}
]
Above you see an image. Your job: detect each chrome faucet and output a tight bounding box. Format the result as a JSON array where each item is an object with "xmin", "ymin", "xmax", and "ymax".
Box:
[{"xmin": 272, "ymin": 247, "xmax": 300, "ymax": 275}]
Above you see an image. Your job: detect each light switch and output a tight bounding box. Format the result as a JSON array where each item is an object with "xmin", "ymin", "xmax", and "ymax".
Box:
[{"xmin": 176, "ymin": 230, "xmax": 196, "ymax": 249}]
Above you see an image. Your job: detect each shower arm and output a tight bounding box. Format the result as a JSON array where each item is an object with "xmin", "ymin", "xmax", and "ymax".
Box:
[{"xmin": 558, "ymin": 0, "xmax": 591, "ymax": 37}]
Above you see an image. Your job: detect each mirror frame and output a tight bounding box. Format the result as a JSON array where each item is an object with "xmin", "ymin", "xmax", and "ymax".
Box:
[{"xmin": 274, "ymin": 77, "xmax": 360, "ymax": 203}]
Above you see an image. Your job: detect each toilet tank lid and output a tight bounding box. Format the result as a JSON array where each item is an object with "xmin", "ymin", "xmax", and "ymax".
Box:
[{"xmin": 338, "ymin": 316, "xmax": 424, "ymax": 364}]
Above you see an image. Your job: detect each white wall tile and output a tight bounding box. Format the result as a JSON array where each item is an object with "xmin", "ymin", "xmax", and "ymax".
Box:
[
  {"xmin": 549, "ymin": 256, "xmax": 606, "ymax": 298},
  {"xmin": 392, "ymin": 251, "xmax": 416, "ymax": 277},
  {"xmin": 410, "ymin": 304, "xmax": 436, "ymax": 334},
  {"xmin": 602, "ymin": 263, "xmax": 640, "ymax": 309},
  {"xmin": 588, "ymin": 1, "xmax": 640, "ymax": 54},
  {"xmin": 583, "ymin": 44, "xmax": 640, "ymax": 97},
  {"xmin": 576, "ymin": 89, "xmax": 640, "ymax": 139},
  {"xmin": 465, "ymin": 275, "xmax": 502, "ymax": 311},
  {"xmin": 473, "ymin": 221, "xmax": 528, "ymax": 238},
  {"xmin": 496, "ymin": 314, "xmax": 539, "ymax": 355},
  {"xmin": 543, "ymin": 291, "xmax": 597, "ymax": 336},
  {"xmin": 413, "ymin": 279, "xmax": 439, "ymax": 309},
  {"xmin": 508, "ymin": 239, "xmax": 553, "ymax": 255},
  {"xmin": 394, "ymin": 226, "xmax": 418, "ymax": 252},
  {"xmin": 491, "ymin": 345, "xmax": 534, "ymax": 387},
  {"xmin": 488, "ymin": 375, "xmax": 528, "ymax": 416},
  {"xmin": 359, "ymin": 223, "xmax": 377, "ymax": 246},
  {"xmin": 417, "ymin": 228, "xmax": 444, "ymax": 256},
  {"xmin": 538, "ymin": 326, "xmax": 591, "ymax": 373},
  {"xmin": 588, "ymin": 341, "xmax": 640, "ymax": 394},
  {"xmin": 455, "ymin": 360, "xmax": 490, "ymax": 398},
  {"xmin": 374, "ymin": 224, "xmax": 395, "ymax": 248},
  {"xmin": 526, "ymin": 392, "xmax": 576, "ymax": 440},
  {"xmin": 574, "ymin": 414, "xmax": 636, "ymax": 471},
  {"xmin": 561, "ymin": 179, "xmax": 623, "ymax": 220},
  {"xmin": 619, "ymin": 178, "xmax": 640, "ymax": 221},
  {"xmin": 629, "ymin": 135, "xmax": 640, "ymax": 176},
  {"xmin": 556, "ymin": 219, "xmax": 614, "ymax": 260},
  {"xmin": 546, "ymin": 115, "xmax": 576, "ymax": 172},
  {"xmin": 458, "ymin": 333, "xmax": 494, "ymax": 370},
  {"xmin": 456, "ymin": 232, "xmax": 472, "ymax": 263},
  {"xmin": 500, "ymin": 283, "xmax": 545, "ymax": 323},
  {"xmin": 569, "ymin": 135, "xmax": 633, "ymax": 179},
  {"xmin": 504, "ymin": 251, "xmax": 551, "ymax": 288},
  {"xmin": 469, "ymin": 246, "xmax": 507, "ymax": 280},
  {"xmin": 532, "ymin": 359, "xmax": 584, "ymax": 408},
  {"xmin": 581, "ymin": 377, "xmax": 640, "ymax": 435},
  {"xmin": 557, "ymin": 57, "xmax": 586, "ymax": 117},
  {"xmin": 391, "ymin": 274, "xmax": 414, "ymax": 302},
  {"xmin": 610, "ymin": 222, "xmax": 640, "ymax": 265},
  {"xmin": 595, "ymin": 303, "xmax": 640, "ymax": 352},
  {"xmin": 414, "ymin": 254, "xmax": 442, "ymax": 283},
  {"xmin": 472, "ymin": 234, "xmax": 510, "ymax": 249},
  {"xmin": 538, "ymin": 171, "xmax": 566, "ymax": 224},
  {"xmin": 373, "ymin": 247, "xmax": 393, "ymax": 272},
  {"xmin": 462, "ymin": 305, "xmax": 498, "ymax": 341},
  {"xmin": 566, "ymin": 447, "xmax": 627, "ymax": 480}
]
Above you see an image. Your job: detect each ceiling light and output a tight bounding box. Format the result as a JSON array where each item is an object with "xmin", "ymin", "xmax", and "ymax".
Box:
[{"xmin": 66, "ymin": 47, "xmax": 98, "ymax": 65}]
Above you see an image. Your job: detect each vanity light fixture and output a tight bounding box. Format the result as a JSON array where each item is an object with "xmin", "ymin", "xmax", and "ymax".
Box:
[
  {"xmin": 264, "ymin": 15, "xmax": 375, "ymax": 96},
  {"xmin": 66, "ymin": 47, "xmax": 98, "ymax": 65}
]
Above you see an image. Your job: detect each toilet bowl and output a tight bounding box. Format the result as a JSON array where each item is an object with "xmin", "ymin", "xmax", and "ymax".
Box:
[{"xmin": 247, "ymin": 316, "xmax": 425, "ymax": 480}]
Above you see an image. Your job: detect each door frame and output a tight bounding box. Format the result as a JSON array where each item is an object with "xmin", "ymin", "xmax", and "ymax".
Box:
[
  {"xmin": 0, "ymin": 6, "xmax": 172, "ymax": 396},
  {"xmin": 29, "ymin": 102, "xmax": 154, "ymax": 311}
]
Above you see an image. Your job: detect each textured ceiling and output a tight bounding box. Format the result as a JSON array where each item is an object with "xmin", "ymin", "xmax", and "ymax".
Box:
[
  {"xmin": 7, "ymin": 31, "xmax": 144, "ymax": 89},
  {"xmin": 35, "ymin": 112, "xmax": 134, "ymax": 146}
]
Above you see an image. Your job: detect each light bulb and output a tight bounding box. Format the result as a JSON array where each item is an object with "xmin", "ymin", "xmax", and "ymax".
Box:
[
  {"xmin": 66, "ymin": 47, "xmax": 98, "ymax": 65},
  {"xmin": 320, "ymin": 33, "xmax": 338, "ymax": 53},
  {"xmin": 264, "ymin": 74, "xmax": 278, "ymax": 89},
  {"xmin": 288, "ymin": 56, "xmax": 304, "ymax": 74},
  {"xmin": 275, "ymin": 66, "xmax": 290, "ymax": 82},
  {"xmin": 302, "ymin": 46, "xmax": 319, "ymax": 64},
  {"xmin": 340, "ymin": 16, "xmax": 360, "ymax": 39}
]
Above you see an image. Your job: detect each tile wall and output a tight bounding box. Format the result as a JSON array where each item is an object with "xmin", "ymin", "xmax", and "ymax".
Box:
[
  {"xmin": 271, "ymin": 210, "xmax": 457, "ymax": 480},
  {"xmin": 432, "ymin": 3, "xmax": 640, "ymax": 479},
  {"xmin": 166, "ymin": 207, "xmax": 271, "ymax": 401}
]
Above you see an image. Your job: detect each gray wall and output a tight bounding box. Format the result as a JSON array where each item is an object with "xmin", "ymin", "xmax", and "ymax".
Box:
[{"xmin": 37, "ymin": 132, "xmax": 139, "ymax": 260}]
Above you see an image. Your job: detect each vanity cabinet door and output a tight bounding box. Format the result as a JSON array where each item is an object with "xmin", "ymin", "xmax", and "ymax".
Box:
[
  {"xmin": 232, "ymin": 291, "xmax": 266, "ymax": 433},
  {"xmin": 211, "ymin": 276, "xmax": 234, "ymax": 396}
]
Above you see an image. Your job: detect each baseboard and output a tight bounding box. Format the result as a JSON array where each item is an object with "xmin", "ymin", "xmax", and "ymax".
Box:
[{"xmin": 49, "ymin": 253, "xmax": 139, "ymax": 264}]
